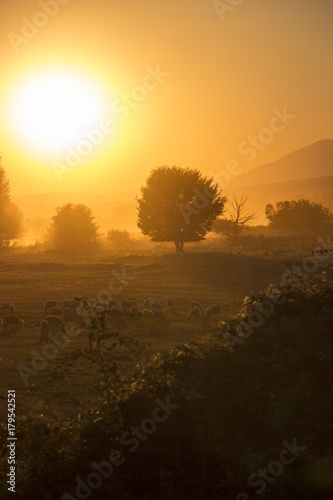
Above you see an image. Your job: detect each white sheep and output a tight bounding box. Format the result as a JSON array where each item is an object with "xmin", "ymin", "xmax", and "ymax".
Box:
[
  {"xmin": 130, "ymin": 305, "xmax": 140, "ymax": 316},
  {"xmin": 45, "ymin": 315, "xmax": 65, "ymax": 332},
  {"xmin": 49, "ymin": 307, "xmax": 64, "ymax": 317},
  {"xmin": 7, "ymin": 303, "xmax": 16, "ymax": 314},
  {"xmin": 95, "ymin": 305, "xmax": 105, "ymax": 314},
  {"xmin": 44, "ymin": 300, "xmax": 57, "ymax": 313},
  {"xmin": 167, "ymin": 299, "xmax": 175, "ymax": 310},
  {"xmin": 0, "ymin": 301, "xmax": 12, "ymax": 311},
  {"xmin": 152, "ymin": 308, "xmax": 168, "ymax": 323},
  {"xmin": 190, "ymin": 301, "xmax": 203, "ymax": 312},
  {"xmin": 4, "ymin": 315, "xmax": 24, "ymax": 328},
  {"xmin": 205, "ymin": 307, "xmax": 213, "ymax": 319},
  {"xmin": 149, "ymin": 298, "xmax": 160, "ymax": 308},
  {"xmin": 107, "ymin": 299, "xmax": 118, "ymax": 309},
  {"xmin": 188, "ymin": 306, "xmax": 201, "ymax": 321},
  {"xmin": 69, "ymin": 300, "xmax": 81, "ymax": 311},
  {"xmin": 122, "ymin": 300, "xmax": 138, "ymax": 313},
  {"xmin": 142, "ymin": 309, "xmax": 156, "ymax": 322},
  {"xmin": 111, "ymin": 305, "xmax": 122, "ymax": 316},
  {"xmin": 211, "ymin": 304, "xmax": 221, "ymax": 315}
]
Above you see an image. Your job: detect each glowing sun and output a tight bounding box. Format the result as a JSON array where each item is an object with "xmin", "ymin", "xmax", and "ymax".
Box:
[{"xmin": 5, "ymin": 69, "xmax": 110, "ymax": 155}]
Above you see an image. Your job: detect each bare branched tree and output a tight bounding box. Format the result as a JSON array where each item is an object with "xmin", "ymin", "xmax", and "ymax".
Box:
[{"xmin": 213, "ymin": 195, "xmax": 257, "ymax": 240}]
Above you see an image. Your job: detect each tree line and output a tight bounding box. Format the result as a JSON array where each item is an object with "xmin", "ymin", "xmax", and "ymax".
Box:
[{"xmin": 1, "ymin": 161, "xmax": 332, "ymax": 252}]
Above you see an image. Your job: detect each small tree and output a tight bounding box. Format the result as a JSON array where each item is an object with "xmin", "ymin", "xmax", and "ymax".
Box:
[
  {"xmin": 137, "ymin": 166, "xmax": 226, "ymax": 252},
  {"xmin": 0, "ymin": 161, "xmax": 23, "ymax": 246},
  {"xmin": 213, "ymin": 196, "xmax": 257, "ymax": 240},
  {"xmin": 265, "ymin": 199, "xmax": 333, "ymax": 234},
  {"xmin": 48, "ymin": 203, "xmax": 99, "ymax": 253},
  {"xmin": 107, "ymin": 229, "xmax": 130, "ymax": 245}
]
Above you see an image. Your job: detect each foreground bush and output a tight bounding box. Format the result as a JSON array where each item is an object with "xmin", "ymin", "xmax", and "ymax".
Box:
[{"xmin": 1, "ymin": 276, "xmax": 333, "ymax": 499}]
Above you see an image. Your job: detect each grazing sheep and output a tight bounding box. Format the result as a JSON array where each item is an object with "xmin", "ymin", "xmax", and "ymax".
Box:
[
  {"xmin": 130, "ymin": 305, "xmax": 140, "ymax": 316},
  {"xmin": 167, "ymin": 299, "xmax": 175, "ymax": 310},
  {"xmin": 142, "ymin": 309, "xmax": 156, "ymax": 322},
  {"xmin": 4, "ymin": 315, "xmax": 24, "ymax": 328},
  {"xmin": 211, "ymin": 304, "xmax": 221, "ymax": 315},
  {"xmin": 111, "ymin": 305, "xmax": 122, "ymax": 316},
  {"xmin": 49, "ymin": 307, "xmax": 64, "ymax": 317},
  {"xmin": 45, "ymin": 315, "xmax": 65, "ymax": 332},
  {"xmin": 69, "ymin": 300, "xmax": 81, "ymax": 311},
  {"xmin": 122, "ymin": 300, "xmax": 138, "ymax": 313},
  {"xmin": 95, "ymin": 305, "xmax": 105, "ymax": 314},
  {"xmin": 152, "ymin": 309, "xmax": 168, "ymax": 323},
  {"xmin": 188, "ymin": 306, "xmax": 201, "ymax": 321},
  {"xmin": 40, "ymin": 320, "xmax": 49, "ymax": 342},
  {"xmin": 102, "ymin": 301, "xmax": 108, "ymax": 310},
  {"xmin": 63, "ymin": 300, "xmax": 70, "ymax": 308},
  {"xmin": 44, "ymin": 300, "xmax": 57, "ymax": 312},
  {"xmin": 149, "ymin": 298, "xmax": 160, "ymax": 308},
  {"xmin": 107, "ymin": 299, "xmax": 118, "ymax": 309},
  {"xmin": 205, "ymin": 306, "xmax": 213, "ymax": 319},
  {"xmin": 94, "ymin": 301, "xmax": 103, "ymax": 309},
  {"xmin": 7, "ymin": 303, "xmax": 16, "ymax": 314},
  {"xmin": 150, "ymin": 302, "xmax": 162, "ymax": 310},
  {"xmin": 190, "ymin": 301, "xmax": 203, "ymax": 312},
  {"xmin": 0, "ymin": 301, "xmax": 12, "ymax": 311}
]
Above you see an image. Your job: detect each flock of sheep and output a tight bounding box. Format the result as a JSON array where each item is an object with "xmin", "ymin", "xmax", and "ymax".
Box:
[{"xmin": 0, "ymin": 296, "xmax": 222, "ymax": 339}]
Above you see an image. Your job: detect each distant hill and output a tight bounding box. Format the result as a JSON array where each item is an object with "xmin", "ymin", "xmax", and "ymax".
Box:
[{"xmin": 230, "ymin": 139, "xmax": 333, "ymax": 188}]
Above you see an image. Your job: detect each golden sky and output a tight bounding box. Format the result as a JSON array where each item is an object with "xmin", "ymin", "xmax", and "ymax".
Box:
[{"xmin": 0, "ymin": 0, "xmax": 332, "ymax": 196}]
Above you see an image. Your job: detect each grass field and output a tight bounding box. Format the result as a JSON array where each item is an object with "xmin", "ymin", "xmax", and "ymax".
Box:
[{"xmin": 0, "ymin": 247, "xmax": 330, "ymax": 424}]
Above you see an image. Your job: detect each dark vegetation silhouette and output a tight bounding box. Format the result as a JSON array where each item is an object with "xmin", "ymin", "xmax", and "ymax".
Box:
[
  {"xmin": 0, "ymin": 160, "xmax": 23, "ymax": 246},
  {"xmin": 107, "ymin": 229, "xmax": 130, "ymax": 245},
  {"xmin": 48, "ymin": 203, "xmax": 99, "ymax": 253},
  {"xmin": 137, "ymin": 165, "xmax": 226, "ymax": 252},
  {"xmin": 1, "ymin": 277, "xmax": 332, "ymax": 499},
  {"xmin": 213, "ymin": 195, "xmax": 257, "ymax": 241},
  {"xmin": 265, "ymin": 199, "xmax": 333, "ymax": 234}
]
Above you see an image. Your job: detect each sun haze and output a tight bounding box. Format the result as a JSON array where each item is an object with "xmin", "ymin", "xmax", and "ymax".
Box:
[{"xmin": 0, "ymin": 0, "xmax": 332, "ymax": 198}]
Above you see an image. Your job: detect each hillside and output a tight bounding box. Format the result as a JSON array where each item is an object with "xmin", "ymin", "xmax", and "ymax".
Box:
[{"xmin": 230, "ymin": 139, "xmax": 333, "ymax": 188}]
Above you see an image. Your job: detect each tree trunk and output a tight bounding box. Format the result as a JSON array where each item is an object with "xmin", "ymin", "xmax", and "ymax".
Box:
[{"xmin": 174, "ymin": 241, "xmax": 184, "ymax": 253}]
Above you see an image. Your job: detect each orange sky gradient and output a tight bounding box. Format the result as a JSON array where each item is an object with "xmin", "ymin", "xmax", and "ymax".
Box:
[{"xmin": 0, "ymin": 0, "xmax": 332, "ymax": 197}]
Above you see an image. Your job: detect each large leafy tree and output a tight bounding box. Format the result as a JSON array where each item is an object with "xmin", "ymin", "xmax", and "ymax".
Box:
[
  {"xmin": 0, "ymin": 160, "xmax": 23, "ymax": 245},
  {"xmin": 137, "ymin": 166, "xmax": 226, "ymax": 252},
  {"xmin": 265, "ymin": 199, "xmax": 333, "ymax": 233},
  {"xmin": 48, "ymin": 203, "xmax": 99, "ymax": 253}
]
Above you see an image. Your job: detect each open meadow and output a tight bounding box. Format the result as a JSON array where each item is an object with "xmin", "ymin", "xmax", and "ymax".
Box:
[{"xmin": 0, "ymin": 244, "xmax": 330, "ymax": 423}]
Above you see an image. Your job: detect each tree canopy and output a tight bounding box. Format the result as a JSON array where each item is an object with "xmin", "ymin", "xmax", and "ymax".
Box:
[
  {"xmin": 137, "ymin": 166, "xmax": 226, "ymax": 251},
  {"xmin": 0, "ymin": 161, "xmax": 23, "ymax": 245},
  {"xmin": 265, "ymin": 199, "xmax": 333, "ymax": 234},
  {"xmin": 48, "ymin": 203, "xmax": 99, "ymax": 253}
]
